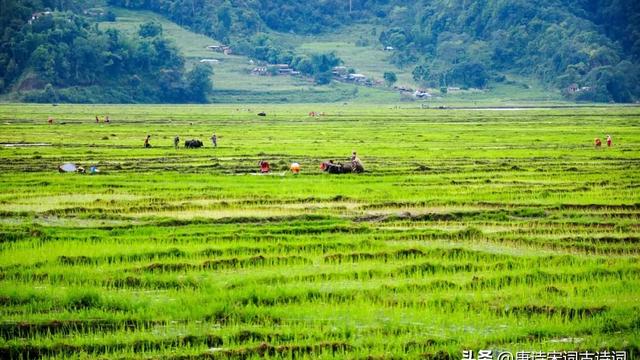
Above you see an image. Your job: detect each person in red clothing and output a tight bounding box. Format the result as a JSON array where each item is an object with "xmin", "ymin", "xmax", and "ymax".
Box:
[
  {"xmin": 594, "ymin": 138, "xmax": 602, "ymax": 148},
  {"xmin": 259, "ymin": 160, "xmax": 270, "ymax": 173},
  {"xmin": 606, "ymin": 135, "xmax": 612, "ymax": 147}
]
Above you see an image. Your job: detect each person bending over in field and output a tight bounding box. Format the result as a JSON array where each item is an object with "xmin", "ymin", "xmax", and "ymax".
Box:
[
  {"xmin": 594, "ymin": 138, "xmax": 602, "ymax": 148},
  {"xmin": 144, "ymin": 135, "xmax": 152, "ymax": 148},
  {"xmin": 259, "ymin": 160, "xmax": 270, "ymax": 173}
]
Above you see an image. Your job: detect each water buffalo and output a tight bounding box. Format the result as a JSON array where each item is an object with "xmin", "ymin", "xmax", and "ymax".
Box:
[
  {"xmin": 321, "ymin": 161, "xmax": 364, "ymax": 174},
  {"xmin": 184, "ymin": 139, "xmax": 203, "ymax": 148}
]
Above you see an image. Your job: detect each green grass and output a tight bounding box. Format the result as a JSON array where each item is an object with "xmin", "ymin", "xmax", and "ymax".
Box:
[
  {"xmin": 98, "ymin": 8, "xmax": 221, "ymax": 59},
  {"xmin": 0, "ymin": 103, "xmax": 639, "ymax": 359}
]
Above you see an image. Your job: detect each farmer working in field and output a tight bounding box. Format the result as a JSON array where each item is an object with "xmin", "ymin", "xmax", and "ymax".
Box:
[
  {"xmin": 174, "ymin": 136, "xmax": 180, "ymax": 149},
  {"xmin": 607, "ymin": 135, "xmax": 612, "ymax": 147},
  {"xmin": 259, "ymin": 160, "xmax": 270, "ymax": 173},
  {"xmin": 144, "ymin": 135, "xmax": 151, "ymax": 148},
  {"xmin": 351, "ymin": 151, "xmax": 362, "ymax": 168},
  {"xmin": 594, "ymin": 138, "xmax": 602, "ymax": 148},
  {"xmin": 211, "ymin": 133, "xmax": 217, "ymax": 147}
]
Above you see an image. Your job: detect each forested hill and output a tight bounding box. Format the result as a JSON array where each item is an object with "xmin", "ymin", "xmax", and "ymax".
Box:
[
  {"xmin": 2, "ymin": 0, "xmax": 639, "ymax": 103},
  {"xmin": 0, "ymin": 0, "xmax": 212, "ymax": 103},
  {"xmin": 384, "ymin": 0, "xmax": 640, "ymax": 103},
  {"xmin": 107, "ymin": 0, "xmax": 640, "ymax": 103}
]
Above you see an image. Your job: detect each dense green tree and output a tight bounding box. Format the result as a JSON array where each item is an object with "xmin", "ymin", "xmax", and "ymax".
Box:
[
  {"xmin": 412, "ymin": 64, "xmax": 431, "ymax": 85},
  {"xmin": 313, "ymin": 71, "xmax": 333, "ymax": 85},
  {"xmin": 447, "ymin": 62, "xmax": 489, "ymax": 88},
  {"xmin": 186, "ymin": 63, "xmax": 213, "ymax": 102},
  {"xmin": 0, "ymin": 1, "xmax": 207, "ymax": 103},
  {"xmin": 383, "ymin": 72, "xmax": 397, "ymax": 87},
  {"xmin": 138, "ymin": 21, "xmax": 162, "ymax": 38}
]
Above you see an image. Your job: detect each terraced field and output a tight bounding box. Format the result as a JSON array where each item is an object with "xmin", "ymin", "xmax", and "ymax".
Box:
[{"xmin": 0, "ymin": 104, "xmax": 639, "ymax": 359}]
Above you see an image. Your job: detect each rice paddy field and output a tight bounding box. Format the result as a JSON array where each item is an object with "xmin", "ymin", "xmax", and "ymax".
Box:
[{"xmin": 0, "ymin": 103, "xmax": 639, "ymax": 359}]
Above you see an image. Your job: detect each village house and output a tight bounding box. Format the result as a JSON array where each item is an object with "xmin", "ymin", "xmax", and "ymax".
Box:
[
  {"xmin": 274, "ymin": 64, "xmax": 299, "ymax": 76},
  {"xmin": 567, "ymin": 83, "xmax": 579, "ymax": 93},
  {"xmin": 84, "ymin": 8, "xmax": 105, "ymax": 17},
  {"xmin": 348, "ymin": 73, "xmax": 367, "ymax": 83},
  {"xmin": 273, "ymin": 64, "xmax": 292, "ymax": 74},
  {"xmin": 29, "ymin": 11, "xmax": 52, "ymax": 24},
  {"xmin": 414, "ymin": 90, "xmax": 432, "ymax": 99},
  {"xmin": 251, "ymin": 64, "xmax": 299, "ymax": 76},
  {"xmin": 207, "ymin": 45, "xmax": 232, "ymax": 55},
  {"xmin": 251, "ymin": 66, "xmax": 268, "ymax": 75},
  {"xmin": 332, "ymin": 66, "xmax": 348, "ymax": 76},
  {"xmin": 394, "ymin": 85, "xmax": 413, "ymax": 92},
  {"xmin": 566, "ymin": 84, "xmax": 592, "ymax": 94}
]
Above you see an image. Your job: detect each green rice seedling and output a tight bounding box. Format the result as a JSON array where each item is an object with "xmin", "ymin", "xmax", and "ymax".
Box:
[{"xmin": 0, "ymin": 104, "xmax": 638, "ymax": 358}]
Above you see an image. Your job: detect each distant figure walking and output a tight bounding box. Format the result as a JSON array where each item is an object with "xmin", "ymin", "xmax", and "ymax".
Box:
[
  {"xmin": 606, "ymin": 135, "xmax": 612, "ymax": 147},
  {"xmin": 211, "ymin": 133, "xmax": 217, "ymax": 147},
  {"xmin": 48, "ymin": 116, "xmax": 54, "ymax": 124},
  {"xmin": 174, "ymin": 136, "xmax": 180, "ymax": 149},
  {"xmin": 594, "ymin": 138, "xmax": 602, "ymax": 148},
  {"xmin": 144, "ymin": 135, "xmax": 151, "ymax": 148},
  {"xmin": 95, "ymin": 115, "xmax": 100, "ymax": 124}
]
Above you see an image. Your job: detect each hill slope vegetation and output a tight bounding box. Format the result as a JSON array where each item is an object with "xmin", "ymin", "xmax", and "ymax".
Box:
[
  {"xmin": 0, "ymin": 0, "xmax": 211, "ymax": 103},
  {"xmin": 106, "ymin": 0, "xmax": 640, "ymax": 103}
]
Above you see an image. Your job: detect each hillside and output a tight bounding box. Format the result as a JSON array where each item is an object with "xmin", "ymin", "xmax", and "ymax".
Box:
[
  {"xmin": 107, "ymin": 0, "xmax": 640, "ymax": 103},
  {"xmin": 1, "ymin": 0, "xmax": 637, "ymax": 103},
  {"xmin": 97, "ymin": 8, "xmax": 387, "ymax": 103},
  {"xmin": 0, "ymin": 1, "xmax": 214, "ymax": 103},
  {"xmin": 102, "ymin": 7, "xmax": 567, "ymax": 104}
]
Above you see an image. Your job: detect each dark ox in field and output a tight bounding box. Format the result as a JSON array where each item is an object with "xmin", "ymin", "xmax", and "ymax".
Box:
[
  {"xmin": 321, "ymin": 161, "xmax": 364, "ymax": 174},
  {"xmin": 184, "ymin": 139, "xmax": 203, "ymax": 148}
]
